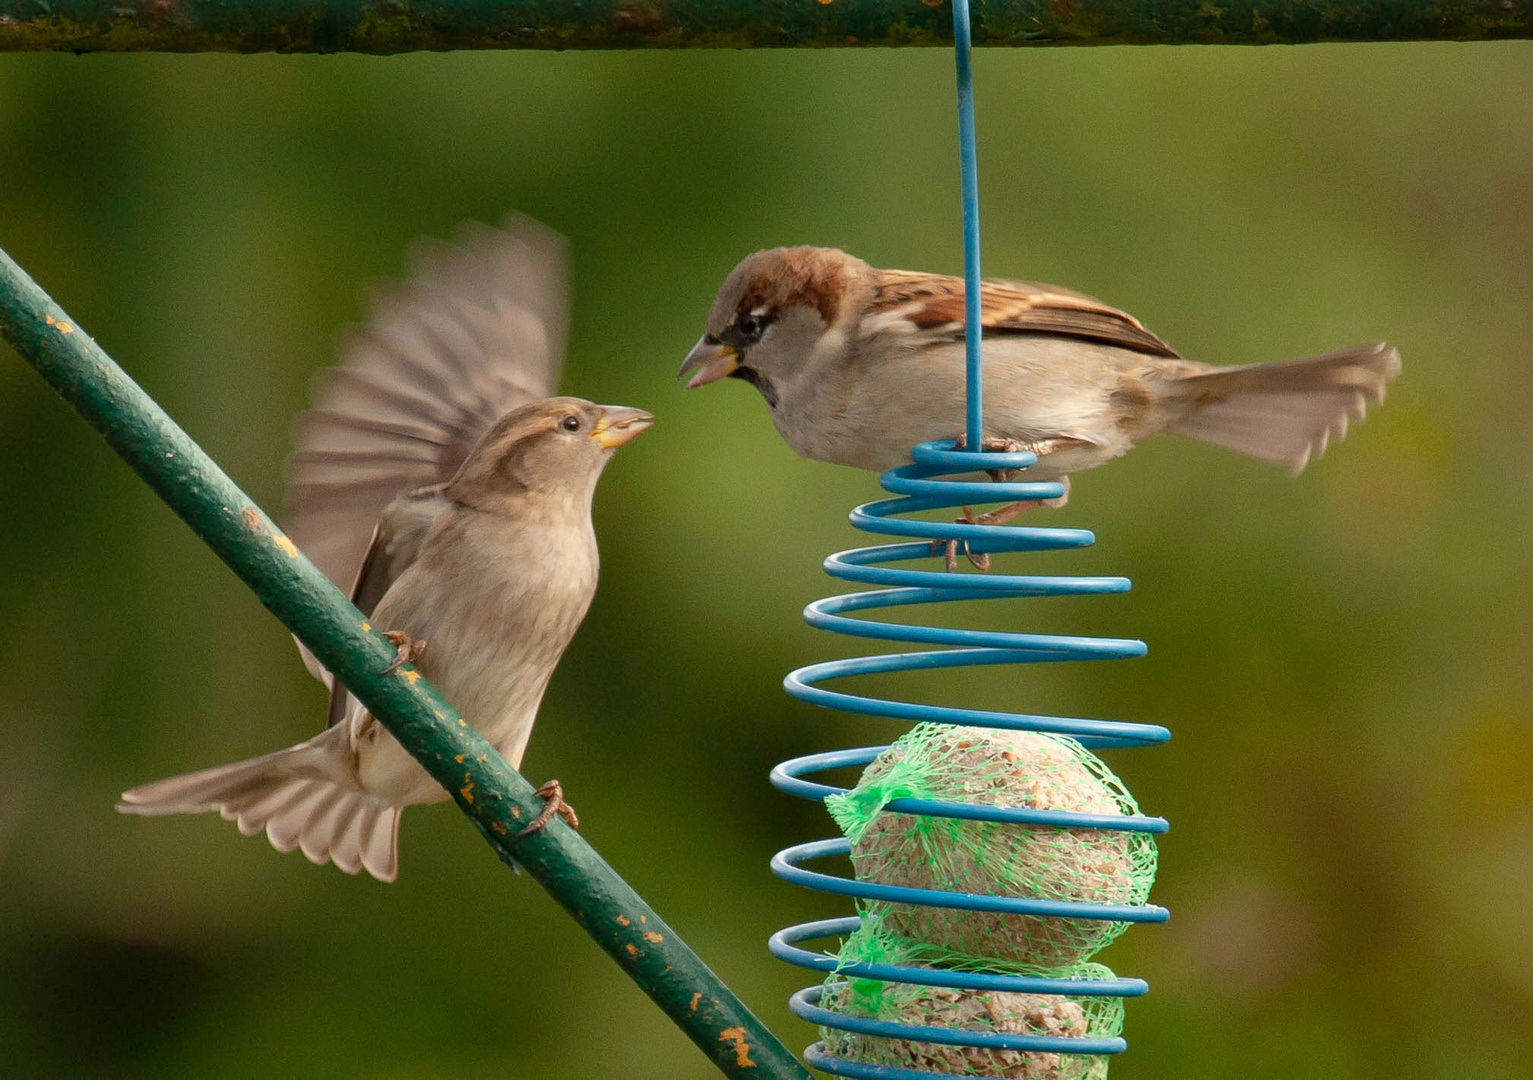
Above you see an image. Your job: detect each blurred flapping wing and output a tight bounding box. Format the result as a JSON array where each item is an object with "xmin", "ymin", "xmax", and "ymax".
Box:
[{"xmin": 282, "ymin": 214, "xmax": 570, "ymax": 684}]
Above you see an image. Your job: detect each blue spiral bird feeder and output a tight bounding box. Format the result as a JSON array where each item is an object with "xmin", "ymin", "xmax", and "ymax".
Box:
[{"xmin": 768, "ymin": 3, "xmax": 1171, "ymax": 1074}]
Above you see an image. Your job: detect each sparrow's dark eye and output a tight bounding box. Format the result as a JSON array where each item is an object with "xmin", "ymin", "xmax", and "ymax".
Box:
[
  {"xmin": 561, "ymin": 415, "xmax": 581, "ymax": 432},
  {"xmin": 736, "ymin": 310, "xmax": 768, "ymax": 342}
]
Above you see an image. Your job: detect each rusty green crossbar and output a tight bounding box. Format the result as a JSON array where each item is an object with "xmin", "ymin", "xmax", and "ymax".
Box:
[
  {"xmin": 0, "ymin": 244, "xmax": 812, "ymax": 1080},
  {"xmin": 0, "ymin": 0, "xmax": 1529, "ymax": 53}
]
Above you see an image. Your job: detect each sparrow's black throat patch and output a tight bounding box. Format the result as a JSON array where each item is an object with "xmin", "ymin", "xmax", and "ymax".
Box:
[{"xmin": 729, "ymin": 365, "xmax": 778, "ymax": 409}]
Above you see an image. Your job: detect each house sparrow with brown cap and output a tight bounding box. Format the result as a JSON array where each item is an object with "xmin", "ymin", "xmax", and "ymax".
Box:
[
  {"xmin": 680, "ymin": 247, "xmax": 1400, "ymax": 550},
  {"xmin": 118, "ymin": 218, "xmax": 651, "ymax": 882}
]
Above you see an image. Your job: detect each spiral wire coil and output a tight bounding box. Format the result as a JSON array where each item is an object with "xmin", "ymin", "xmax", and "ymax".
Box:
[
  {"xmin": 767, "ymin": 3, "xmax": 1168, "ymax": 1073},
  {"xmin": 767, "ymin": 440, "xmax": 1171, "ymax": 1078}
]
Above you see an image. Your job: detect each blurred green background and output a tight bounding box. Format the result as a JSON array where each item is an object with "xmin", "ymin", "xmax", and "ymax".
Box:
[{"xmin": 2, "ymin": 38, "xmax": 1531, "ymax": 1080}]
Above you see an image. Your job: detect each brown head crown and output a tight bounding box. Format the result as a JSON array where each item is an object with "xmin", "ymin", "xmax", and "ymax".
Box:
[{"xmin": 707, "ymin": 246, "xmax": 868, "ymax": 334}]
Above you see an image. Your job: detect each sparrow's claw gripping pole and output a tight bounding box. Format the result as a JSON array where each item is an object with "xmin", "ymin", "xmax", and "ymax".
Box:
[
  {"xmin": 518, "ymin": 779, "xmax": 579, "ymax": 838},
  {"xmin": 0, "ymin": 245, "xmax": 812, "ymax": 1080},
  {"xmin": 381, "ymin": 630, "xmax": 427, "ymax": 674}
]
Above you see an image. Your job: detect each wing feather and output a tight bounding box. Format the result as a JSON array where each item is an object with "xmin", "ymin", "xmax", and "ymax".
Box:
[
  {"xmin": 872, "ymin": 269, "xmax": 1179, "ymax": 358},
  {"xmin": 283, "ymin": 214, "xmax": 569, "ymax": 592},
  {"xmin": 282, "ymin": 214, "xmax": 568, "ymax": 689}
]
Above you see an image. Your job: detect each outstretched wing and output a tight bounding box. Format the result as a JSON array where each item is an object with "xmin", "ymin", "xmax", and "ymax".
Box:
[
  {"xmin": 872, "ymin": 269, "xmax": 1180, "ymax": 358},
  {"xmin": 282, "ymin": 214, "xmax": 570, "ymax": 685}
]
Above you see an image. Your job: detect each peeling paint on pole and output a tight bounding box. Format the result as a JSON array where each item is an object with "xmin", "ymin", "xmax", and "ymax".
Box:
[{"xmin": 0, "ymin": 0, "xmax": 1529, "ymax": 52}]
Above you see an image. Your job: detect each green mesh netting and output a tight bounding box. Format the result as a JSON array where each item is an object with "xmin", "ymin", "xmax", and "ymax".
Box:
[
  {"xmin": 818, "ymin": 922, "xmax": 1123, "ymax": 1080},
  {"xmin": 825, "ymin": 725, "xmax": 1157, "ymax": 970}
]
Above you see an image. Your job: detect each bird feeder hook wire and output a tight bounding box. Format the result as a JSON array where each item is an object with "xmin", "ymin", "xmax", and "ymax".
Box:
[
  {"xmin": 766, "ymin": 4, "xmax": 1171, "ymax": 1075},
  {"xmin": 955, "ymin": 0, "xmax": 984, "ymax": 451}
]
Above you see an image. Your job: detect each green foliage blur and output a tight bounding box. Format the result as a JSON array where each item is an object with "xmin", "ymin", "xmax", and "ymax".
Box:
[{"xmin": 2, "ymin": 40, "xmax": 1531, "ymax": 1080}]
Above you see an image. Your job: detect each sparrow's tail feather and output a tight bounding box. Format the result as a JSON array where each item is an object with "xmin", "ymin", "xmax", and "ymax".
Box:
[
  {"xmin": 115, "ymin": 745, "xmax": 322, "ymax": 815},
  {"xmin": 1162, "ymin": 343, "xmax": 1401, "ymax": 476},
  {"xmin": 224, "ymin": 779, "xmax": 400, "ymax": 882},
  {"xmin": 117, "ymin": 741, "xmax": 401, "ymax": 883}
]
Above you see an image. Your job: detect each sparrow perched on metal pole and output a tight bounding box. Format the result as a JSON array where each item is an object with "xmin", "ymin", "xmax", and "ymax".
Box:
[
  {"xmin": 118, "ymin": 218, "xmax": 652, "ymax": 882},
  {"xmin": 679, "ymin": 246, "xmax": 1400, "ymax": 537}
]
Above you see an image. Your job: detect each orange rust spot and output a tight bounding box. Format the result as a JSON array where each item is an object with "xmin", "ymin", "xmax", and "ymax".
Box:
[
  {"xmin": 624, "ymin": 943, "xmax": 638, "ymax": 956},
  {"xmin": 639, "ymin": 914, "xmax": 647, "ymax": 924},
  {"xmin": 642, "ymin": 931, "xmax": 663, "ymax": 944},
  {"xmin": 237, "ymin": 508, "xmax": 298, "ymax": 556},
  {"xmin": 719, "ymin": 1027, "xmax": 756, "ymax": 1068},
  {"xmin": 511, "ymin": 806, "xmax": 522, "ymax": 819},
  {"xmin": 460, "ymin": 781, "xmax": 474, "ymax": 804},
  {"xmin": 361, "ymin": 621, "xmax": 372, "ymax": 632},
  {"xmin": 455, "ymin": 755, "xmax": 465, "ymax": 763},
  {"xmin": 44, "ymin": 314, "xmax": 74, "ymax": 334},
  {"xmin": 491, "ymin": 820, "xmax": 507, "ymax": 835},
  {"xmin": 404, "ymin": 670, "xmax": 421, "ymax": 685},
  {"xmin": 689, "ymin": 992, "xmax": 702, "ymax": 1014},
  {"xmin": 616, "ymin": 915, "xmax": 631, "ymax": 927}
]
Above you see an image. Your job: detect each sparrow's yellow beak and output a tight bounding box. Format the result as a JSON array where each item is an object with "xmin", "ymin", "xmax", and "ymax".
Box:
[
  {"xmin": 590, "ymin": 406, "xmax": 654, "ymax": 449},
  {"xmin": 677, "ymin": 336, "xmax": 740, "ymax": 389}
]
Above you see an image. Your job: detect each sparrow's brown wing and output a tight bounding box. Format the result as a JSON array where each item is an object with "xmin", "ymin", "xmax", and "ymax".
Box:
[
  {"xmin": 323, "ymin": 484, "xmax": 450, "ymax": 726},
  {"xmin": 873, "ymin": 269, "xmax": 1180, "ymax": 358},
  {"xmin": 282, "ymin": 213, "xmax": 569, "ymax": 685}
]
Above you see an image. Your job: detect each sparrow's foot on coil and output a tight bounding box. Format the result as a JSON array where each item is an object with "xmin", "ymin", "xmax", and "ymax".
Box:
[
  {"xmin": 932, "ymin": 537, "xmax": 962, "ymax": 574},
  {"xmin": 931, "ymin": 506, "xmax": 991, "ymax": 573},
  {"xmin": 968, "ymin": 499, "xmax": 1043, "ymax": 528},
  {"xmin": 516, "ymin": 779, "xmax": 579, "ymax": 838},
  {"xmin": 381, "ymin": 631, "xmax": 427, "ymax": 675},
  {"xmin": 952, "ymin": 434, "xmax": 1030, "ymax": 483},
  {"xmin": 945, "ymin": 492, "xmax": 1063, "ymax": 571},
  {"xmin": 937, "ymin": 438, "xmax": 1076, "ymax": 572}
]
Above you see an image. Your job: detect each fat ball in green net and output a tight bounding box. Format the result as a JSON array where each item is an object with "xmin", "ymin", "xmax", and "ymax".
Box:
[
  {"xmin": 817, "ymin": 922, "xmax": 1122, "ymax": 1080},
  {"xmin": 825, "ymin": 725, "xmax": 1156, "ymax": 969}
]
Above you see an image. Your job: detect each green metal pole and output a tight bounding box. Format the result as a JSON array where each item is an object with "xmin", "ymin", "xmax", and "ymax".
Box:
[
  {"xmin": 0, "ymin": 245, "xmax": 812, "ymax": 1080},
  {"xmin": 0, "ymin": 0, "xmax": 1529, "ymax": 52}
]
